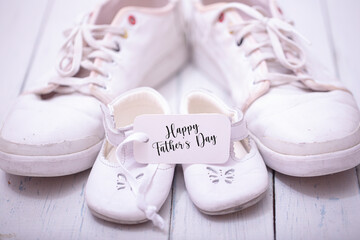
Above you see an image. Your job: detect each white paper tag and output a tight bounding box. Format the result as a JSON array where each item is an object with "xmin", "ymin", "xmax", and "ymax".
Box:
[{"xmin": 133, "ymin": 114, "xmax": 231, "ymax": 164}]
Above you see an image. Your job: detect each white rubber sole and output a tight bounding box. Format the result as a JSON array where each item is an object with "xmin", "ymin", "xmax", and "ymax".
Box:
[
  {"xmin": 251, "ymin": 134, "xmax": 360, "ymax": 177},
  {"xmin": 0, "ymin": 141, "xmax": 103, "ymax": 177}
]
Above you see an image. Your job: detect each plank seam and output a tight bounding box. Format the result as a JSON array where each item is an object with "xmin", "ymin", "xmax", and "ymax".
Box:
[
  {"xmin": 18, "ymin": 0, "xmax": 55, "ymax": 94},
  {"xmin": 320, "ymin": 0, "xmax": 340, "ymax": 78},
  {"xmin": 273, "ymin": 170, "xmax": 276, "ymax": 240},
  {"xmin": 168, "ymin": 167, "xmax": 176, "ymax": 240},
  {"xmin": 168, "ymin": 166, "xmax": 180, "ymax": 240},
  {"xmin": 356, "ymin": 167, "xmax": 360, "ymax": 193},
  {"xmin": 169, "ymin": 76, "xmax": 181, "ymax": 240}
]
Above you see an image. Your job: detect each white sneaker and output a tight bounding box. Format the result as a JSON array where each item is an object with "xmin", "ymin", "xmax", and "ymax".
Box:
[
  {"xmin": 0, "ymin": 0, "xmax": 187, "ymax": 176},
  {"xmin": 190, "ymin": 0, "xmax": 360, "ymax": 176},
  {"xmin": 85, "ymin": 88, "xmax": 174, "ymax": 229},
  {"xmin": 181, "ymin": 90, "xmax": 268, "ymax": 214}
]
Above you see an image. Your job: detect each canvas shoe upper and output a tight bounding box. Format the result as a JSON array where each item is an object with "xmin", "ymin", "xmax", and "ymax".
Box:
[
  {"xmin": 181, "ymin": 90, "xmax": 268, "ymax": 214},
  {"xmin": 190, "ymin": 0, "xmax": 360, "ymax": 176},
  {"xmin": 85, "ymin": 88, "xmax": 174, "ymax": 228},
  {"xmin": 0, "ymin": 0, "xmax": 187, "ymax": 176}
]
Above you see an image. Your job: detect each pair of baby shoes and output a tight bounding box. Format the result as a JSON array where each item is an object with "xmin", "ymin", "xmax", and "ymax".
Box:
[{"xmin": 85, "ymin": 87, "xmax": 268, "ymax": 228}]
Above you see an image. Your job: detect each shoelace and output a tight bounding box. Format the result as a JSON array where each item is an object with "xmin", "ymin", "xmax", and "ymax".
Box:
[
  {"xmin": 30, "ymin": 13, "xmax": 127, "ymax": 102},
  {"xmin": 212, "ymin": 3, "xmax": 348, "ymax": 109},
  {"xmin": 101, "ymin": 105, "xmax": 165, "ymax": 229}
]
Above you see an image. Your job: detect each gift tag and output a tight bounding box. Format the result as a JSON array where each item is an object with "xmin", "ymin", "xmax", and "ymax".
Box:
[{"xmin": 133, "ymin": 114, "xmax": 231, "ymax": 164}]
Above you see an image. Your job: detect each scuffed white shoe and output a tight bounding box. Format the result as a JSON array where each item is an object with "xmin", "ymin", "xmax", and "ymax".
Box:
[
  {"xmin": 85, "ymin": 88, "xmax": 174, "ymax": 228},
  {"xmin": 181, "ymin": 90, "xmax": 268, "ymax": 214},
  {"xmin": 0, "ymin": 0, "xmax": 187, "ymax": 176},
  {"xmin": 190, "ymin": 0, "xmax": 360, "ymax": 176}
]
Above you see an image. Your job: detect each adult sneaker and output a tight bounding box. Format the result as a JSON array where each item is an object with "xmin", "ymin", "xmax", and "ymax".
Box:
[
  {"xmin": 0, "ymin": 0, "xmax": 187, "ymax": 176},
  {"xmin": 190, "ymin": 0, "xmax": 360, "ymax": 176}
]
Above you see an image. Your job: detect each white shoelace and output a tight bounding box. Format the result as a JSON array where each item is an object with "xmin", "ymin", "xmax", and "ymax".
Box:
[
  {"xmin": 101, "ymin": 105, "xmax": 165, "ymax": 229},
  {"xmin": 212, "ymin": 3, "xmax": 348, "ymax": 109},
  {"xmin": 30, "ymin": 13, "xmax": 127, "ymax": 102}
]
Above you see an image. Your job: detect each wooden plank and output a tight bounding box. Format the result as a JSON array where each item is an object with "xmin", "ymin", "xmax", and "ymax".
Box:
[
  {"xmin": 169, "ymin": 65, "xmax": 274, "ymax": 240},
  {"xmin": 0, "ymin": 170, "xmax": 172, "ymax": 240},
  {"xmin": 275, "ymin": 0, "xmax": 360, "ymax": 239},
  {"xmin": 323, "ymin": 0, "xmax": 360, "ymax": 189},
  {"xmin": 275, "ymin": 170, "xmax": 360, "ymax": 240},
  {"xmin": 0, "ymin": 0, "xmax": 174, "ymax": 239},
  {"xmin": 0, "ymin": 0, "xmax": 49, "ymax": 124}
]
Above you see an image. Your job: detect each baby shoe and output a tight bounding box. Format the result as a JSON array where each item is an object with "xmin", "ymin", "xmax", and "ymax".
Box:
[
  {"xmin": 0, "ymin": 0, "xmax": 187, "ymax": 176},
  {"xmin": 85, "ymin": 88, "xmax": 174, "ymax": 228},
  {"xmin": 181, "ymin": 90, "xmax": 268, "ymax": 214},
  {"xmin": 189, "ymin": 0, "xmax": 360, "ymax": 176}
]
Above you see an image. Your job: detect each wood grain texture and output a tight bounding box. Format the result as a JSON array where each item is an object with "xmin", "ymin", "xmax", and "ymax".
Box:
[
  {"xmin": 275, "ymin": 0, "xmax": 360, "ymax": 239},
  {"xmin": 0, "ymin": 0, "xmax": 49, "ymax": 124},
  {"xmin": 0, "ymin": 170, "xmax": 172, "ymax": 240},
  {"xmin": 275, "ymin": 170, "xmax": 360, "ymax": 240}
]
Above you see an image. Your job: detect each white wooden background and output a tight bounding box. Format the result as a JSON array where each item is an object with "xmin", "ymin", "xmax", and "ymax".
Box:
[{"xmin": 0, "ymin": 0, "xmax": 360, "ymax": 239}]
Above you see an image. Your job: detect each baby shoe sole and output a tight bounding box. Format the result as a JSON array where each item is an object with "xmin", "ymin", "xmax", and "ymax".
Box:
[
  {"xmin": 88, "ymin": 205, "xmax": 148, "ymax": 225},
  {"xmin": 198, "ymin": 189, "xmax": 268, "ymax": 216},
  {"xmin": 251, "ymin": 134, "xmax": 360, "ymax": 177},
  {"xmin": 0, "ymin": 141, "xmax": 102, "ymax": 177}
]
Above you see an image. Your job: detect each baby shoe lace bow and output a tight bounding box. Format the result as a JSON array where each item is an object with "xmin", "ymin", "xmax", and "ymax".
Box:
[
  {"xmin": 30, "ymin": 13, "xmax": 127, "ymax": 102},
  {"xmin": 101, "ymin": 105, "xmax": 165, "ymax": 229},
  {"xmin": 213, "ymin": 3, "xmax": 349, "ymax": 109}
]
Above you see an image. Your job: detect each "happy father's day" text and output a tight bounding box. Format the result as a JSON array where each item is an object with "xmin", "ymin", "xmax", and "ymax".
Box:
[{"xmin": 152, "ymin": 123, "xmax": 217, "ymax": 156}]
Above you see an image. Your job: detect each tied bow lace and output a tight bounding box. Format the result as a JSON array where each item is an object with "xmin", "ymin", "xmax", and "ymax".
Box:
[
  {"xmin": 212, "ymin": 3, "xmax": 348, "ymax": 110},
  {"xmin": 101, "ymin": 104, "xmax": 165, "ymax": 230},
  {"xmin": 30, "ymin": 13, "xmax": 127, "ymax": 103}
]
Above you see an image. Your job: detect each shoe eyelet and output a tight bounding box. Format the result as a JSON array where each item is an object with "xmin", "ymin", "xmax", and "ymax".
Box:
[
  {"xmin": 218, "ymin": 12, "xmax": 225, "ymax": 22},
  {"xmin": 110, "ymin": 59, "xmax": 117, "ymax": 65},
  {"xmin": 113, "ymin": 41, "xmax": 120, "ymax": 52},
  {"xmin": 236, "ymin": 37, "xmax": 244, "ymax": 47},
  {"xmin": 128, "ymin": 15, "xmax": 136, "ymax": 25}
]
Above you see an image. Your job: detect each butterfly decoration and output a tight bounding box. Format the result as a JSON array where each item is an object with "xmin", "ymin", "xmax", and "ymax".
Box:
[
  {"xmin": 206, "ymin": 167, "xmax": 235, "ymax": 184},
  {"xmin": 116, "ymin": 172, "xmax": 144, "ymax": 190}
]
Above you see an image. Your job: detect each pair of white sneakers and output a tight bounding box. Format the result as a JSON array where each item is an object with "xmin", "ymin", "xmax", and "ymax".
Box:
[
  {"xmin": 85, "ymin": 87, "xmax": 268, "ymax": 228},
  {"xmin": 0, "ymin": 0, "xmax": 360, "ymax": 228}
]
